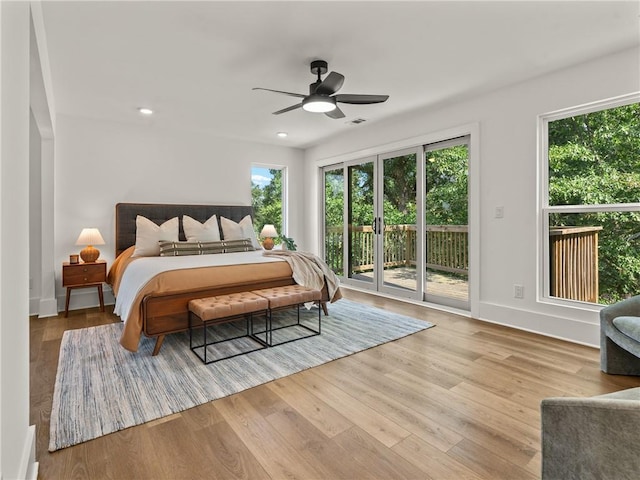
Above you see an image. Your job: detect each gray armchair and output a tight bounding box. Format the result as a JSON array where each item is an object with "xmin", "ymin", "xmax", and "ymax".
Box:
[
  {"xmin": 541, "ymin": 387, "xmax": 640, "ymax": 480},
  {"xmin": 600, "ymin": 295, "xmax": 640, "ymax": 375}
]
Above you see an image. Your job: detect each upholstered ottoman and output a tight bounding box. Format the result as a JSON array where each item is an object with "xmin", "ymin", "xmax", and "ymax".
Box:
[
  {"xmin": 188, "ymin": 292, "xmax": 269, "ymax": 364},
  {"xmin": 251, "ymin": 284, "xmax": 322, "ymax": 346}
]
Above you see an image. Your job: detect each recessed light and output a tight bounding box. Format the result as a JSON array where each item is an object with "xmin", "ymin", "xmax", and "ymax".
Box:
[
  {"xmin": 277, "ymin": 132, "xmax": 288, "ymax": 138},
  {"xmin": 138, "ymin": 107, "xmax": 153, "ymax": 115}
]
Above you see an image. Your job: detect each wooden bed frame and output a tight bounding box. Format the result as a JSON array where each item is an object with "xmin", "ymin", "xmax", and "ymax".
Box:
[{"xmin": 114, "ymin": 203, "xmax": 297, "ymax": 355}]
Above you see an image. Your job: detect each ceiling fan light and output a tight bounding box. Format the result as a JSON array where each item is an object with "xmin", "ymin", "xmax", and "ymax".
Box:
[{"xmin": 302, "ymin": 95, "xmax": 336, "ymax": 113}]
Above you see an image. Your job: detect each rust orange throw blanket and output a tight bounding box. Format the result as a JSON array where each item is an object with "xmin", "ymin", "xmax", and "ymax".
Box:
[{"xmin": 262, "ymin": 250, "xmax": 342, "ymax": 303}]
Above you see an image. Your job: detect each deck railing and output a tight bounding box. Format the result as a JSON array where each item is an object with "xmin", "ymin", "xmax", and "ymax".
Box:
[
  {"xmin": 426, "ymin": 225, "xmax": 468, "ymax": 274},
  {"xmin": 325, "ymin": 224, "xmax": 469, "ymax": 274},
  {"xmin": 326, "ymin": 224, "xmax": 602, "ymax": 303},
  {"xmin": 549, "ymin": 226, "xmax": 602, "ymax": 303}
]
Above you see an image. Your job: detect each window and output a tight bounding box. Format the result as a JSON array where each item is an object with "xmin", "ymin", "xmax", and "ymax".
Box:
[
  {"xmin": 541, "ymin": 94, "xmax": 640, "ymax": 305},
  {"xmin": 251, "ymin": 165, "xmax": 286, "ymax": 240}
]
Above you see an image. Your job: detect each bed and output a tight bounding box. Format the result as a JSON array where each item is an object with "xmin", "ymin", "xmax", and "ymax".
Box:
[{"xmin": 109, "ymin": 203, "xmax": 334, "ymax": 355}]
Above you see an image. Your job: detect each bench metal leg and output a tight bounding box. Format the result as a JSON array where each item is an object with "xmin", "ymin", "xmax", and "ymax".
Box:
[
  {"xmin": 266, "ymin": 302, "xmax": 321, "ymax": 347},
  {"xmin": 189, "ymin": 310, "xmax": 270, "ymax": 365}
]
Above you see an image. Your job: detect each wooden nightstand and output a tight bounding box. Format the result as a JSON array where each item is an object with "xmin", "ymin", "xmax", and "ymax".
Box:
[{"xmin": 62, "ymin": 260, "xmax": 106, "ymax": 317}]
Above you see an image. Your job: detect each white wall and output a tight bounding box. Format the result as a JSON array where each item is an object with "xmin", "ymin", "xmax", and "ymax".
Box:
[
  {"xmin": 53, "ymin": 115, "xmax": 305, "ymax": 310},
  {"xmin": 29, "ymin": 110, "xmax": 42, "ymax": 315},
  {"xmin": 304, "ymin": 47, "xmax": 640, "ymax": 347},
  {"xmin": 1, "ymin": 2, "xmax": 38, "ymax": 478},
  {"xmin": 30, "ymin": 0, "xmax": 57, "ymax": 319}
]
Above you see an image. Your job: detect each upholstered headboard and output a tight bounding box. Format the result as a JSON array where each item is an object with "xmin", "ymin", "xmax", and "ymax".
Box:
[{"xmin": 115, "ymin": 203, "xmax": 254, "ymax": 256}]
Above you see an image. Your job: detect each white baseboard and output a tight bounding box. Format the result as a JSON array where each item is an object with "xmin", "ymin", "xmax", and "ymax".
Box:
[
  {"xmin": 478, "ymin": 302, "xmax": 600, "ymax": 348},
  {"xmin": 18, "ymin": 425, "xmax": 38, "ymax": 480},
  {"xmin": 37, "ymin": 297, "xmax": 58, "ymax": 318},
  {"xmin": 29, "ymin": 297, "xmax": 40, "ymax": 317},
  {"xmin": 57, "ymin": 286, "xmax": 115, "ymax": 313}
]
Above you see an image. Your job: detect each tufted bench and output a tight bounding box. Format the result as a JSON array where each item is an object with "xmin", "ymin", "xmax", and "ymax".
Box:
[
  {"xmin": 188, "ymin": 291, "xmax": 269, "ymax": 364},
  {"xmin": 251, "ymin": 284, "xmax": 322, "ymax": 347}
]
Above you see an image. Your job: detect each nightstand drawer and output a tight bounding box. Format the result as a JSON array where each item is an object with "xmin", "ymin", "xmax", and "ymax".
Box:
[{"xmin": 62, "ymin": 262, "xmax": 106, "ymax": 286}]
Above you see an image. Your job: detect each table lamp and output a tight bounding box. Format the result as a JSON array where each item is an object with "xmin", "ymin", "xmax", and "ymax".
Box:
[
  {"xmin": 260, "ymin": 224, "xmax": 278, "ymax": 250},
  {"xmin": 76, "ymin": 228, "xmax": 105, "ymax": 263}
]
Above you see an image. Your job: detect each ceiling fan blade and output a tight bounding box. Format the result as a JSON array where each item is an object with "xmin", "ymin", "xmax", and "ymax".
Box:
[
  {"xmin": 325, "ymin": 106, "xmax": 345, "ymax": 119},
  {"xmin": 315, "ymin": 72, "xmax": 345, "ymax": 95},
  {"xmin": 335, "ymin": 94, "xmax": 389, "ymax": 104},
  {"xmin": 273, "ymin": 103, "xmax": 302, "ymax": 115},
  {"xmin": 253, "ymin": 87, "xmax": 306, "ymax": 99}
]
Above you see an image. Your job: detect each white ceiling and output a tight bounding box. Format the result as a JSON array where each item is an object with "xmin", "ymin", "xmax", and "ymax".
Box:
[{"xmin": 40, "ymin": 1, "xmax": 639, "ymax": 149}]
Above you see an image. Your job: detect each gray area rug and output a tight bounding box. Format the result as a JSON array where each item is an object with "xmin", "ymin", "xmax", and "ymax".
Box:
[{"xmin": 49, "ymin": 299, "xmax": 433, "ymax": 451}]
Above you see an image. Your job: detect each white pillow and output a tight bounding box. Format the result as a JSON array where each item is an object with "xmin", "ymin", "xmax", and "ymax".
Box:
[
  {"xmin": 132, "ymin": 216, "xmax": 179, "ymax": 257},
  {"xmin": 182, "ymin": 215, "xmax": 220, "ymax": 242},
  {"xmin": 220, "ymin": 215, "xmax": 261, "ymax": 249}
]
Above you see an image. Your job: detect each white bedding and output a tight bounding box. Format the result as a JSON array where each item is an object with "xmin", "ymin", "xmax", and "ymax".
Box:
[{"xmin": 113, "ymin": 250, "xmax": 285, "ymax": 323}]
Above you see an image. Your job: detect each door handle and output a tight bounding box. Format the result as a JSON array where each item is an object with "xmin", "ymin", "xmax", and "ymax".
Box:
[{"xmin": 372, "ymin": 217, "xmax": 382, "ymax": 234}]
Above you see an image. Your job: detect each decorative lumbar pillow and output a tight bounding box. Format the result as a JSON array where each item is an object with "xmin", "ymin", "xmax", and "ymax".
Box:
[
  {"xmin": 132, "ymin": 216, "xmax": 179, "ymax": 257},
  {"xmin": 183, "ymin": 214, "xmax": 220, "ymax": 242},
  {"xmin": 158, "ymin": 239, "xmax": 254, "ymax": 256},
  {"xmin": 219, "ymin": 215, "xmax": 261, "ymax": 249}
]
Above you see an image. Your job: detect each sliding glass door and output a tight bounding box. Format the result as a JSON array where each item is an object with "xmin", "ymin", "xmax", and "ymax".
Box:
[
  {"xmin": 321, "ymin": 137, "xmax": 470, "ymax": 311},
  {"xmin": 378, "ymin": 149, "xmax": 420, "ymax": 296},
  {"xmin": 323, "ymin": 166, "xmax": 344, "ymax": 275},
  {"xmin": 323, "ymin": 148, "xmax": 421, "ymax": 299},
  {"xmin": 424, "ymin": 137, "xmax": 470, "ymax": 309},
  {"xmin": 346, "ymin": 158, "xmax": 376, "ymax": 287}
]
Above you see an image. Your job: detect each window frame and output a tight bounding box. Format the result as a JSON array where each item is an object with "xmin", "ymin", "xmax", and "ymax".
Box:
[{"xmin": 538, "ymin": 92, "xmax": 640, "ymax": 307}]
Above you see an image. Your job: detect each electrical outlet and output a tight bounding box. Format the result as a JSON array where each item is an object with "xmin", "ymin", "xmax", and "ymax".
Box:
[
  {"xmin": 514, "ymin": 284, "xmax": 524, "ymax": 299},
  {"xmin": 495, "ymin": 206, "xmax": 504, "ymax": 218}
]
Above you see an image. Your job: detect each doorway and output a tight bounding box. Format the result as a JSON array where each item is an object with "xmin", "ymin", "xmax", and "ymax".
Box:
[{"xmin": 321, "ymin": 136, "xmax": 470, "ymax": 311}]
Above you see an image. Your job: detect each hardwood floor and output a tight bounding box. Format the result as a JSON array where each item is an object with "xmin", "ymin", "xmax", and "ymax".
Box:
[{"xmin": 31, "ymin": 289, "xmax": 640, "ymax": 479}]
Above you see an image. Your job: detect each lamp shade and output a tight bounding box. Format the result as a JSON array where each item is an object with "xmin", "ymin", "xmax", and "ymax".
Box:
[
  {"xmin": 260, "ymin": 224, "xmax": 278, "ymax": 250},
  {"xmin": 75, "ymin": 228, "xmax": 105, "ymax": 263},
  {"xmin": 260, "ymin": 224, "xmax": 278, "ymax": 238},
  {"xmin": 75, "ymin": 228, "xmax": 105, "ymax": 246}
]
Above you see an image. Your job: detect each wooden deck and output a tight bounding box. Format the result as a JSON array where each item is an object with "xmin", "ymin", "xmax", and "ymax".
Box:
[{"xmin": 352, "ymin": 267, "xmax": 469, "ymax": 302}]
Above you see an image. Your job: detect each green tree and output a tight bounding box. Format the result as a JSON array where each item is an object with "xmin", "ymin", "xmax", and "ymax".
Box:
[
  {"xmin": 348, "ymin": 163, "xmax": 374, "ymax": 226},
  {"xmin": 383, "ymin": 155, "xmax": 417, "ymax": 224},
  {"xmin": 323, "ymin": 169, "xmax": 345, "ymax": 273},
  {"xmin": 425, "ymin": 145, "xmax": 468, "ymax": 225},
  {"xmin": 324, "ymin": 169, "xmax": 344, "ymax": 228}
]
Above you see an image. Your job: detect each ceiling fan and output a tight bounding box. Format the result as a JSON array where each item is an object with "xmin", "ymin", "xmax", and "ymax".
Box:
[{"xmin": 253, "ymin": 60, "xmax": 389, "ymax": 119}]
